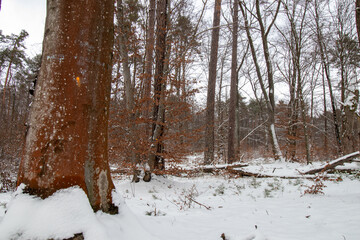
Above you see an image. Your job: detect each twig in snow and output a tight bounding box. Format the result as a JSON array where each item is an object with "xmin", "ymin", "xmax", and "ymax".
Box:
[{"xmin": 186, "ymin": 196, "xmax": 211, "ymax": 210}]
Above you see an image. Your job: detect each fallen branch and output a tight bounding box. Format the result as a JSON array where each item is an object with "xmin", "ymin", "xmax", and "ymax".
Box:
[
  {"xmin": 227, "ymin": 169, "xmax": 315, "ymax": 179},
  {"xmin": 303, "ymin": 151, "xmax": 360, "ymax": 175},
  {"xmin": 186, "ymin": 196, "xmax": 211, "ymax": 210},
  {"xmin": 199, "ymin": 163, "xmax": 248, "ymax": 173}
]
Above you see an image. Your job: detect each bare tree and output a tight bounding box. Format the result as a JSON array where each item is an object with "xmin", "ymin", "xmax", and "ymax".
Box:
[
  {"xmin": 356, "ymin": 0, "xmax": 360, "ymax": 44},
  {"xmin": 204, "ymin": 0, "xmax": 222, "ymax": 165},
  {"xmin": 116, "ymin": 0, "xmax": 139, "ymax": 181},
  {"xmin": 331, "ymin": 0, "xmax": 360, "ymax": 154},
  {"xmin": 143, "ymin": 0, "xmax": 156, "ymax": 132},
  {"xmin": 227, "ymin": 0, "xmax": 239, "ymax": 164},
  {"xmin": 17, "ymin": 0, "xmax": 117, "ymax": 214},
  {"xmin": 312, "ymin": 0, "xmax": 342, "ymax": 153},
  {"xmin": 278, "ymin": 0, "xmax": 311, "ymax": 163},
  {"xmin": 146, "ymin": 0, "xmax": 169, "ymax": 181},
  {"xmin": 239, "ymin": 0, "xmax": 283, "ymax": 161}
]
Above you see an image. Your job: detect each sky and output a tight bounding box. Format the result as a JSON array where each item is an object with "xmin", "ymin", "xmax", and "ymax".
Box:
[{"xmin": 0, "ymin": 0, "xmax": 46, "ymax": 57}]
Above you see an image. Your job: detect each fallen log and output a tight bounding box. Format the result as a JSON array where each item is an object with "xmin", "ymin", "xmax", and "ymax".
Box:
[
  {"xmin": 227, "ymin": 168, "xmax": 315, "ymax": 179},
  {"xmin": 199, "ymin": 163, "xmax": 248, "ymax": 173},
  {"xmin": 303, "ymin": 151, "xmax": 360, "ymax": 175}
]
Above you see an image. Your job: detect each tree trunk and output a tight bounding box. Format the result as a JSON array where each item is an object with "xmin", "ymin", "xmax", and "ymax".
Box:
[
  {"xmin": 116, "ymin": 0, "xmax": 139, "ymax": 182},
  {"xmin": 240, "ymin": 0, "xmax": 283, "ymax": 161},
  {"xmin": 322, "ymin": 66, "xmax": 328, "ymax": 154},
  {"xmin": 227, "ymin": 0, "xmax": 238, "ymax": 164},
  {"xmin": 143, "ymin": 0, "xmax": 156, "ymax": 134},
  {"xmin": 298, "ymin": 82, "xmax": 311, "ymax": 164},
  {"xmin": 145, "ymin": 0, "xmax": 168, "ymax": 181},
  {"xmin": 314, "ymin": 0, "xmax": 342, "ymax": 153},
  {"xmin": 204, "ymin": 0, "xmax": 222, "ymax": 165},
  {"xmin": 255, "ymin": 0, "xmax": 283, "ymax": 161},
  {"xmin": 283, "ymin": 0, "xmax": 310, "ymax": 162},
  {"xmin": 17, "ymin": 0, "xmax": 117, "ymax": 214},
  {"xmin": 356, "ymin": 0, "xmax": 360, "ymax": 45}
]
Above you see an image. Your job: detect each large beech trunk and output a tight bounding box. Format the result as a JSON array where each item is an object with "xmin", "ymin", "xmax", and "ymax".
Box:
[{"xmin": 17, "ymin": 0, "xmax": 117, "ymax": 214}]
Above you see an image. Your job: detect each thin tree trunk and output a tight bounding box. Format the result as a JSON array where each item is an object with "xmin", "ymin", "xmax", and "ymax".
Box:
[
  {"xmin": 297, "ymin": 80, "xmax": 311, "ymax": 164},
  {"xmin": 287, "ymin": 44, "xmax": 298, "ymax": 161},
  {"xmin": 227, "ymin": 0, "xmax": 238, "ymax": 164},
  {"xmin": 322, "ymin": 66, "xmax": 328, "ymax": 154},
  {"xmin": 143, "ymin": 0, "xmax": 156, "ymax": 135},
  {"xmin": 283, "ymin": 0, "xmax": 310, "ymax": 162},
  {"xmin": 145, "ymin": 0, "xmax": 168, "ymax": 181},
  {"xmin": 239, "ymin": 0, "xmax": 283, "ymax": 161},
  {"xmin": 356, "ymin": 0, "xmax": 360, "ymax": 45},
  {"xmin": 17, "ymin": 0, "xmax": 117, "ymax": 214},
  {"xmin": 314, "ymin": 0, "xmax": 342, "ymax": 153},
  {"xmin": 116, "ymin": 0, "xmax": 138, "ymax": 182},
  {"xmin": 204, "ymin": 0, "xmax": 222, "ymax": 165},
  {"xmin": 255, "ymin": 0, "xmax": 283, "ymax": 161},
  {"xmin": 235, "ymin": 44, "xmax": 249, "ymax": 153}
]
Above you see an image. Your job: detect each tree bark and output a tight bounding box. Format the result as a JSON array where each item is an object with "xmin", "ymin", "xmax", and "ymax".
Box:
[
  {"xmin": 116, "ymin": 0, "xmax": 139, "ymax": 182},
  {"xmin": 17, "ymin": 0, "xmax": 117, "ymax": 214},
  {"xmin": 255, "ymin": 0, "xmax": 283, "ymax": 161},
  {"xmin": 322, "ymin": 67, "xmax": 328, "ymax": 153},
  {"xmin": 356, "ymin": 0, "xmax": 360, "ymax": 45},
  {"xmin": 283, "ymin": 0, "xmax": 311, "ymax": 163},
  {"xmin": 314, "ymin": 0, "xmax": 342, "ymax": 153},
  {"xmin": 227, "ymin": 0, "xmax": 238, "ymax": 164},
  {"xmin": 143, "ymin": 0, "xmax": 156, "ymax": 133},
  {"xmin": 239, "ymin": 0, "xmax": 283, "ymax": 161},
  {"xmin": 204, "ymin": 0, "xmax": 222, "ymax": 165},
  {"xmin": 146, "ymin": 0, "xmax": 168, "ymax": 180}
]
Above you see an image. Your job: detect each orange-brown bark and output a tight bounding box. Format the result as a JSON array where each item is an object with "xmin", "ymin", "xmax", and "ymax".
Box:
[{"xmin": 17, "ymin": 0, "xmax": 117, "ymax": 213}]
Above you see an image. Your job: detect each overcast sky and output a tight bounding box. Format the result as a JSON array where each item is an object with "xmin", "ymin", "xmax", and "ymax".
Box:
[{"xmin": 0, "ymin": 0, "xmax": 46, "ymax": 57}]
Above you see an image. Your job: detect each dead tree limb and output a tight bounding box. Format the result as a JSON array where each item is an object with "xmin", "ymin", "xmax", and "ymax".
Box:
[
  {"xmin": 187, "ymin": 197, "xmax": 211, "ymax": 210},
  {"xmin": 227, "ymin": 169, "xmax": 315, "ymax": 179},
  {"xmin": 303, "ymin": 151, "xmax": 360, "ymax": 175},
  {"xmin": 199, "ymin": 164, "xmax": 248, "ymax": 173}
]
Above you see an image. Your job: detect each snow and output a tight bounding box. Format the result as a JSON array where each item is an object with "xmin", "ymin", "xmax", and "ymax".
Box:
[
  {"xmin": 0, "ymin": 184, "xmax": 157, "ymax": 240},
  {"xmin": 118, "ymin": 175, "xmax": 360, "ymax": 240},
  {"xmin": 0, "ymin": 159, "xmax": 360, "ymax": 240}
]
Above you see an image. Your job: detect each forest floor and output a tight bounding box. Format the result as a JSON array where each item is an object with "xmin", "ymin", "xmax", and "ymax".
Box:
[{"xmin": 0, "ymin": 156, "xmax": 360, "ymax": 240}]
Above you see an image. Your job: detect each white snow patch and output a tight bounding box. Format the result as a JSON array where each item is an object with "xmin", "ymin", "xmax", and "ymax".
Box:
[{"xmin": 0, "ymin": 184, "xmax": 157, "ymax": 240}]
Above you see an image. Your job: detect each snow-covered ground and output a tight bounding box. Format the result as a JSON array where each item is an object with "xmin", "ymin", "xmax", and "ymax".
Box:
[{"xmin": 0, "ymin": 159, "xmax": 359, "ymax": 240}]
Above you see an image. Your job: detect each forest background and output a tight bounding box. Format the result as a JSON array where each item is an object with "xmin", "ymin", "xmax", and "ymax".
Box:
[{"xmin": 0, "ymin": 0, "xmax": 360, "ymax": 188}]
